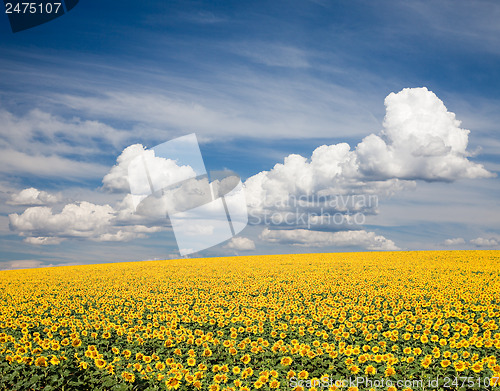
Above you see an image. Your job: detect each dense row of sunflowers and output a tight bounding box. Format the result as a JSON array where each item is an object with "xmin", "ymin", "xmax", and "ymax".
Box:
[{"xmin": 1, "ymin": 250, "xmax": 500, "ymax": 390}]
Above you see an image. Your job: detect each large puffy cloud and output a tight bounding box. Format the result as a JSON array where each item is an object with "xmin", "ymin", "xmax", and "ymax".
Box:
[
  {"xmin": 443, "ymin": 237, "xmax": 466, "ymax": 246},
  {"xmin": 102, "ymin": 143, "xmax": 197, "ymax": 194},
  {"xmin": 8, "ymin": 145, "xmax": 241, "ymax": 248},
  {"xmin": 245, "ymin": 143, "xmax": 359, "ymax": 212},
  {"xmin": 470, "ymin": 237, "xmax": 498, "ymax": 247},
  {"xmin": 8, "ymin": 88, "xmax": 495, "ymax": 252},
  {"xmin": 8, "ymin": 201, "xmax": 163, "ymax": 243},
  {"xmin": 24, "ymin": 237, "xmax": 65, "ymax": 245},
  {"xmin": 7, "ymin": 187, "xmax": 61, "ymax": 206},
  {"xmin": 10, "ymin": 202, "xmax": 114, "ymax": 236},
  {"xmin": 102, "ymin": 144, "xmax": 148, "ymax": 192},
  {"xmin": 244, "ymin": 88, "xmax": 493, "ymax": 231},
  {"xmin": 224, "ymin": 237, "xmax": 256, "ymax": 251},
  {"xmin": 356, "ymin": 87, "xmax": 493, "ymax": 181},
  {"xmin": 259, "ymin": 228, "xmax": 399, "ymax": 251},
  {"xmin": 245, "ymin": 143, "xmax": 413, "ymax": 220},
  {"xmin": 243, "ymin": 88, "xmax": 495, "ymax": 250}
]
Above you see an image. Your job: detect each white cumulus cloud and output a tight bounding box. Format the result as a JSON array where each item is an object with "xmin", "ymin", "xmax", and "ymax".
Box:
[
  {"xmin": 470, "ymin": 237, "xmax": 498, "ymax": 247},
  {"xmin": 443, "ymin": 237, "xmax": 466, "ymax": 246},
  {"xmin": 102, "ymin": 143, "xmax": 197, "ymax": 194},
  {"xmin": 8, "ymin": 187, "xmax": 61, "ymax": 206},
  {"xmin": 244, "ymin": 87, "xmax": 493, "ymax": 238},
  {"xmin": 7, "ymin": 88, "xmax": 495, "ymax": 253},
  {"xmin": 259, "ymin": 228, "xmax": 399, "ymax": 251},
  {"xmin": 224, "ymin": 237, "xmax": 256, "ymax": 251},
  {"xmin": 356, "ymin": 87, "xmax": 493, "ymax": 181},
  {"xmin": 24, "ymin": 237, "xmax": 65, "ymax": 245},
  {"xmin": 9, "ymin": 202, "xmax": 114, "ymax": 237},
  {"xmin": 8, "ymin": 201, "xmax": 163, "ymax": 244}
]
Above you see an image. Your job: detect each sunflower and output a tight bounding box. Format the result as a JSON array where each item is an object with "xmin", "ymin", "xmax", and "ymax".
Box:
[
  {"xmin": 421, "ymin": 357, "xmax": 432, "ymax": 369},
  {"xmin": 349, "ymin": 365, "xmax": 360, "ymax": 374},
  {"xmin": 297, "ymin": 370, "xmax": 308, "ymax": 379},
  {"xmin": 106, "ymin": 364, "xmax": 115, "ymax": 374},
  {"xmin": 471, "ymin": 361, "xmax": 483, "ymax": 373},
  {"xmin": 240, "ymin": 354, "xmax": 251, "ymax": 364},
  {"xmin": 69, "ymin": 338, "xmax": 81, "ymax": 347},
  {"xmin": 23, "ymin": 357, "xmax": 33, "ymax": 365},
  {"xmin": 95, "ymin": 358, "xmax": 107, "ymax": 369},
  {"xmin": 133, "ymin": 362, "xmax": 142, "ymax": 371},
  {"xmin": 50, "ymin": 355, "xmax": 60, "ymax": 365},
  {"xmin": 121, "ymin": 371, "xmax": 135, "ymax": 383},
  {"xmin": 440, "ymin": 359, "xmax": 451, "ymax": 368},
  {"xmin": 365, "ymin": 365, "xmax": 376, "ymax": 375},
  {"xmin": 165, "ymin": 377, "xmax": 180, "ymax": 390},
  {"xmin": 454, "ymin": 361, "xmax": 466, "ymax": 372},
  {"xmin": 280, "ymin": 356, "xmax": 292, "ymax": 366},
  {"xmin": 35, "ymin": 356, "xmax": 48, "ymax": 367}
]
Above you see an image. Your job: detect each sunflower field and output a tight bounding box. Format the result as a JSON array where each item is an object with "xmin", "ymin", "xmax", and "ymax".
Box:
[{"xmin": 1, "ymin": 250, "xmax": 500, "ymax": 390}]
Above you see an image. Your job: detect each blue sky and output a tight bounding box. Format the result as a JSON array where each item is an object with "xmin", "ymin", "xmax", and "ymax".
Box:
[{"xmin": 1, "ymin": 0, "xmax": 499, "ymax": 269}]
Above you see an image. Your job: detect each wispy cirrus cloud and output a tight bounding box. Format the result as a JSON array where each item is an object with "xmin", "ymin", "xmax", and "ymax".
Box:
[
  {"xmin": 229, "ymin": 42, "xmax": 310, "ymax": 68},
  {"xmin": 0, "ymin": 107, "xmax": 126, "ymax": 180},
  {"xmin": 0, "ymin": 149, "xmax": 108, "ymax": 180},
  {"xmin": 402, "ymin": 0, "xmax": 500, "ymax": 55}
]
